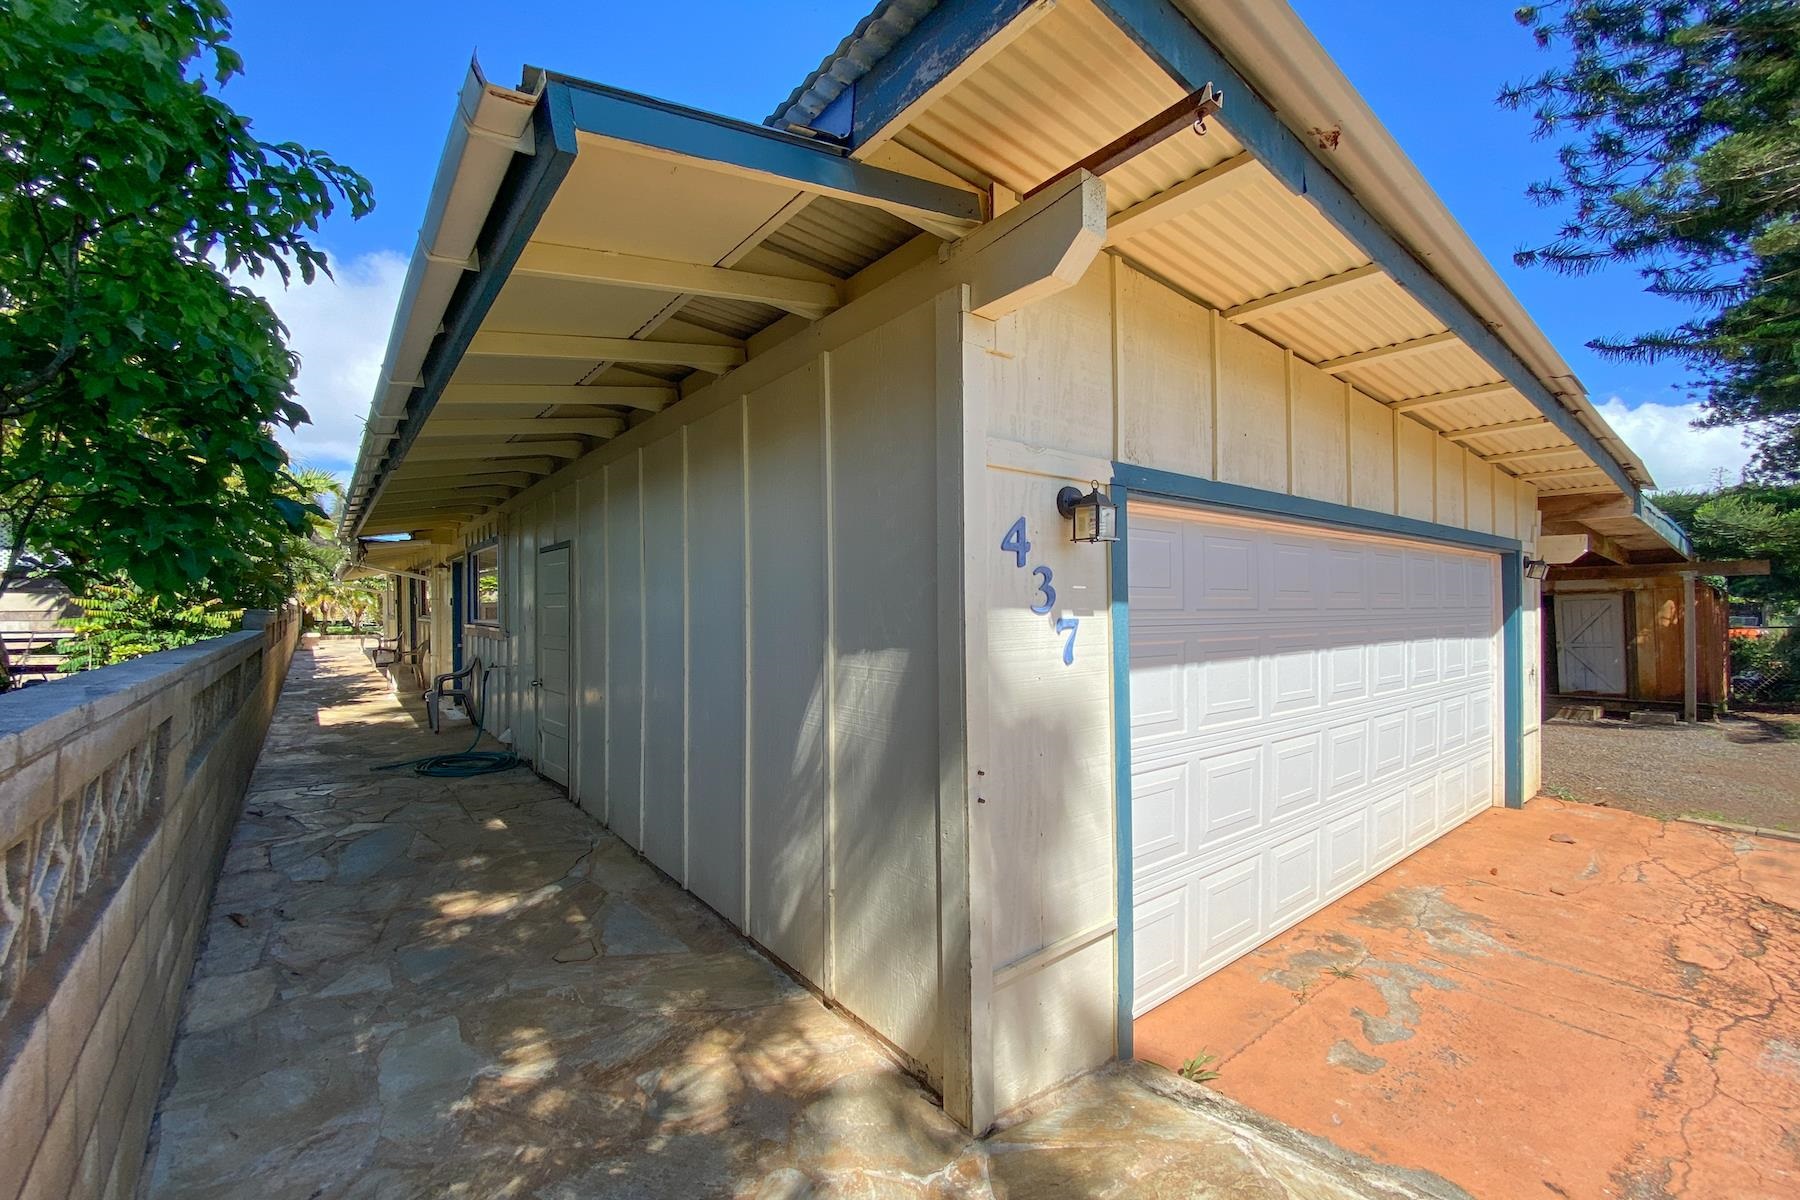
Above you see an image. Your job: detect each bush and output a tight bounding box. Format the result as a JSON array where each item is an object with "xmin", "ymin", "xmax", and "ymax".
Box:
[{"xmin": 1731, "ymin": 631, "xmax": 1800, "ymax": 703}]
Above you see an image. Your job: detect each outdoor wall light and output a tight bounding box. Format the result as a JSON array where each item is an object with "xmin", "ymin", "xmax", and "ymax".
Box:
[
  {"xmin": 1523, "ymin": 557, "xmax": 1551, "ymax": 581},
  {"xmin": 1056, "ymin": 482, "xmax": 1119, "ymax": 544}
]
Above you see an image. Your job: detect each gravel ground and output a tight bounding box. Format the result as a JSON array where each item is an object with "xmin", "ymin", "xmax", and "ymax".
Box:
[{"xmin": 1541, "ymin": 709, "xmax": 1800, "ymax": 831}]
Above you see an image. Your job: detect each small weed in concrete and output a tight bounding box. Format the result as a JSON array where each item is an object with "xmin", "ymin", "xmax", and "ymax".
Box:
[
  {"xmin": 1325, "ymin": 964, "xmax": 1359, "ymax": 980},
  {"xmin": 1543, "ymin": 785, "xmax": 1580, "ymax": 802},
  {"xmin": 1293, "ymin": 981, "xmax": 1313, "ymax": 1005},
  {"xmin": 1179, "ymin": 1051, "xmax": 1221, "ymax": 1083}
]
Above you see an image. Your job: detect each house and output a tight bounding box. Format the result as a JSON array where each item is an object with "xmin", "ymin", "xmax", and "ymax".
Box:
[{"xmin": 337, "ymin": 0, "xmax": 1686, "ymax": 1131}]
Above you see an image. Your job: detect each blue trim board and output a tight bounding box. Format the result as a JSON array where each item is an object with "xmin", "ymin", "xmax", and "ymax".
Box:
[
  {"xmin": 554, "ymin": 76, "xmax": 984, "ymax": 228},
  {"xmin": 1109, "ymin": 484, "xmax": 1134, "ymax": 1058},
  {"xmin": 850, "ymin": 0, "xmax": 1039, "ymax": 146},
  {"xmin": 1113, "ymin": 464, "xmax": 1523, "ymax": 554},
  {"xmin": 1501, "ymin": 552, "xmax": 1526, "ymax": 810},
  {"xmin": 351, "ymin": 94, "xmax": 578, "ymax": 537},
  {"xmin": 1089, "ymin": 0, "xmax": 1640, "ymax": 502}
]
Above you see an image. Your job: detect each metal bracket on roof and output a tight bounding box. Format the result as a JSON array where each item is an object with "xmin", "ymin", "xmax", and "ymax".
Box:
[{"xmin": 1027, "ymin": 83, "xmax": 1225, "ymax": 199}]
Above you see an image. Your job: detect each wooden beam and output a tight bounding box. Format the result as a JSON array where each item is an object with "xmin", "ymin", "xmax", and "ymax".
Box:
[
  {"xmin": 1316, "ymin": 331, "xmax": 1460, "ymax": 375},
  {"xmin": 1391, "ymin": 381, "xmax": 1515, "ymax": 414},
  {"xmin": 1223, "ymin": 264, "xmax": 1384, "ymax": 324},
  {"xmin": 383, "ymin": 463, "xmax": 552, "ymax": 483},
  {"xmin": 953, "ymin": 170, "xmax": 1107, "ymax": 319},
  {"xmin": 438, "ymin": 383, "xmax": 673, "ymax": 412},
  {"xmin": 1105, "ymin": 152, "xmax": 1258, "ymax": 245},
  {"xmin": 1514, "ymin": 465, "xmax": 1609, "ymax": 483},
  {"xmin": 377, "ymin": 489, "xmax": 512, "ymax": 505},
  {"xmin": 419, "ymin": 418, "xmax": 625, "ymax": 439},
  {"xmin": 1442, "ymin": 416, "xmax": 1553, "ymax": 443},
  {"xmin": 403, "ymin": 441, "xmax": 583, "ymax": 463},
  {"xmin": 1480, "ymin": 444, "xmax": 1581, "ymax": 466},
  {"xmin": 383, "ymin": 471, "xmax": 536, "ymax": 491},
  {"xmin": 1683, "ymin": 571, "xmax": 1698, "ymax": 723},
  {"xmin": 559, "ymin": 79, "xmax": 986, "ymax": 240},
  {"xmin": 466, "ymin": 330, "xmax": 745, "ymax": 373},
  {"xmin": 512, "ymin": 243, "xmax": 841, "ymax": 319},
  {"xmin": 1029, "ymin": 83, "xmax": 1224, "ymax": 198},
  {"xmin": 1548, "ymin": 559, "xmax": 1769, "ymax": 581}
]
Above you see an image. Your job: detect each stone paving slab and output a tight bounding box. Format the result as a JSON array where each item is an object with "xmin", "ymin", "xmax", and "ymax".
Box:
[{"xmin": 140, "ymin": 638, "xmax": 1451, "ymax": 1198}]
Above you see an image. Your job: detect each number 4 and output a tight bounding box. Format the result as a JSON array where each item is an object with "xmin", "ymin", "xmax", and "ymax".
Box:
[{"xmin": 1001, "ymin": 517, "xmax": 1031, "ymax": 568}]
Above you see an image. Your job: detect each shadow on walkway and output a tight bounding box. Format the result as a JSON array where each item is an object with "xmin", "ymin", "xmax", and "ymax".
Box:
[{"xmin": 139, "ymin": 637, "xmax": 1447, "ymax": 1199}]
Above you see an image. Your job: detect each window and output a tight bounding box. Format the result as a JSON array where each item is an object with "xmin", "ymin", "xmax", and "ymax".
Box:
[{"xmin": 470, "ymin": 542, "xmax": 501, "ymax": 624}]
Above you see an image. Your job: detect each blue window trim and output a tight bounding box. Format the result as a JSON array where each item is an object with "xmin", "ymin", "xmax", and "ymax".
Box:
[{"xmin": 1109, "ymin": 465, "xmax": 1528, "ymax": 1048}]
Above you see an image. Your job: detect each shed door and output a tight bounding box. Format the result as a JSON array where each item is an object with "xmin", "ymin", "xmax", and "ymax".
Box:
[
  {"xmin": 535, "ymin": 544, "xmax": 573, "ymax": 787},
  {"xmin": 1555, "ymin": 594, "xmax": 1626, "ymax": 696},
  {"xmin": 1128, "ymin": 504, "xmax": 1502, "ymax": 1015}
]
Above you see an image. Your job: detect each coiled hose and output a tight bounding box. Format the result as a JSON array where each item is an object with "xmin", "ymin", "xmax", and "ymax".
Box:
[{"xmin": 372, "ymin": 667, "xmax": 523, "ymax": 778}]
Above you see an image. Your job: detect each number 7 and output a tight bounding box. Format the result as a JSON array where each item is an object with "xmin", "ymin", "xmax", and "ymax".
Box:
[{"xmin": 1055, "ymin": 616, "xmax": 1079, "ymax": 665}]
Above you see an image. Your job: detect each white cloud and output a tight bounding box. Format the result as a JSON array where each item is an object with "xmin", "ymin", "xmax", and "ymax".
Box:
[
  {"xmin": 235, "ymin": 249, "xmax": 407, "ymax": 478},
  {"xmin": 1592, "ymin": 397, "xmax": 1755, "ymax": 494}
]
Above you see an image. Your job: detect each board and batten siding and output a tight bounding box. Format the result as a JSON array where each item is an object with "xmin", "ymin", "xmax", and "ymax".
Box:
[
  {"xmin": 964, "ymin": 255, "xmax": 1544, "ymax": 1114},
  {"xmin": 472, "ymin": 299, "xmax": 950, "ymax": 1086}
]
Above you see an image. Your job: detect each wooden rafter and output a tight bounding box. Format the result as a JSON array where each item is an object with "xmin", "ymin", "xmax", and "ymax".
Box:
[
  {"xmin": 1223, "ymin": 264, "xmax": 1384, "ymax": 324},
  {"xmin": 466, "ymin": 330, "xmax": 744, "ymax": 373},
  {"xmin": 512, "ymin": 243, "xmax": 841, "ymax": 319},
  {"xmin": 1315, "ymin": 330, "xmax": 1459, "ymax": 375},
  {"xmin": 1442, "ymin": 416, "xmax": 1553, "ymax": 443},
  {"xmin": 1390, "ymin": 381, "xmax": 1514, "ymax": 414},
  {"xmin": 418, "ymin": 418, "xmax": 625, "ymax": 439},
  {"xmin": 1105, "ymin": 153, "xmax": 1257, "ymax": 245},
  {"xmin": 437, "ymin": 384, "xmax": 674, "ymax": 412}
]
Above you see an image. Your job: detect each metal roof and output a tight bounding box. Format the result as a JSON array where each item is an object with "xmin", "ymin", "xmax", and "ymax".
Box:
[{"xmin": 766, "ymin": 0, "xmax": 934, "ymax": 131}]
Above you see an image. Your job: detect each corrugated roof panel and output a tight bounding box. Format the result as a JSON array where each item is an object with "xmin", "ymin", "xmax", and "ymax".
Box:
[
  {"xmin": 898, "ymin": 0, "xmax": 1242, "ymax": 196},
  {"xmin": 762, "ymin": 195, "xmax": 917, "ymax": 277},
  {"xmin": 1243, "ymin": 277, "xmax": 1442, "ymax": 365},
  {"xmin": 1332, "ymin": 342, "xmax": 1496, "ymax": 403},
  {"xmin": 1116, "ymin": 173, "xmax": 1364, "ymax": 310},
  {"xmin": 674, "ymin": 295, "xmax": 785, "ymax": 339}
]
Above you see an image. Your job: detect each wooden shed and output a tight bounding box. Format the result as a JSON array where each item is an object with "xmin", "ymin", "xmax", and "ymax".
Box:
[
  {"xmin": 336, "ymin": 0, "xmax": 1686, "ymax": 1132},
  {"xmin": 1546, "ymin": 576, "xmax": 1730, "ymax": 715}
]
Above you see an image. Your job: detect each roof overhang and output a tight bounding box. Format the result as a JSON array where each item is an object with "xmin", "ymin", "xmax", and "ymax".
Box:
[{"xmin": 340, "ymin": 71, "xmax": 984, "ymax": 539}]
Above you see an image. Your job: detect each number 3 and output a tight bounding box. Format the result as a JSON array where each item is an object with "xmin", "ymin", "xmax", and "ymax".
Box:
[{"xmin": 1030, "ymin": 565, "xmax": 1056, "ymax": 614}]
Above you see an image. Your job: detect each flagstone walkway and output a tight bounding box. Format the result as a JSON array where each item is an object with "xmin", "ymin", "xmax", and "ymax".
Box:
[{"xmin": 139, "ymin": 636, "xmax": 1457, "ymax": 1199}]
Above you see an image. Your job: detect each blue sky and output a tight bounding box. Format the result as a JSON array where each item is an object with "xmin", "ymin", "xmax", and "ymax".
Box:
[{"xmin": 222, "ymin": 0, "xmax": 1753, "ymax": 492}]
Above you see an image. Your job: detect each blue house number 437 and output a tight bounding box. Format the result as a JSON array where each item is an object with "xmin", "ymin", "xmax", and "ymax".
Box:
[{"xmin": 1001, "ymin": 517, "xmax": 1078, "ymax": 665}]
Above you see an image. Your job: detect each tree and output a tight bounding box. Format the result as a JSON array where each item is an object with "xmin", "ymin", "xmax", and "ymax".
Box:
[
  {"xmin": 0, "ymin": 0, "xmax": 372, "ymax": 600},
  {"xmin": 1652, "ymin": 480, "xmax": 1800, "ymax": 610},
  {"xmin": 1501, "ymin": 2, "xmax": 1800, "ymax": 479}
]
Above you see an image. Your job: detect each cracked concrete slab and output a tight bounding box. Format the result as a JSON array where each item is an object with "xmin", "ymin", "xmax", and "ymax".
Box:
[{"xmin": 1136, "ymin": 798, "xmax": 1800, "ymax": 1200}]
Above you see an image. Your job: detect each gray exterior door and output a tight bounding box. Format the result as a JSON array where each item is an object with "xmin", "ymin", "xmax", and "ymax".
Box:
[
  {"xmin": 535, "ymin": 544, "xmax": 573, "ymax": 787},
  {"xmin": 1556, "ymin": 594, "xmax": 1627, "ymax": 696}
]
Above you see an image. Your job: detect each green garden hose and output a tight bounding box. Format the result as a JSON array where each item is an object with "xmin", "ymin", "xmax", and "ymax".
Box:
[{"xmin": 372, "ymin": 668, "xmax": 523, "ymax": 777}]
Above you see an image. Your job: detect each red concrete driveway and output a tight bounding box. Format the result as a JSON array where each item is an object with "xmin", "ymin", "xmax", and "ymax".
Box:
[{"xmin": 1135, "ymin": 799, "xmax": 1800, "ymax": 1200}]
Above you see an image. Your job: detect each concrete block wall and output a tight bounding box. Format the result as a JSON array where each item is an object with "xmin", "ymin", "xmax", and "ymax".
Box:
[{"xmin": 0, "ymin": 608, "xmax": 299, "ymax": 1200}]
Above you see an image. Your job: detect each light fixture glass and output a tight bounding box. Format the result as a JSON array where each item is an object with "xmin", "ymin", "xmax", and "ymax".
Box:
[
  {"xmin": 1523, "ymin": 557, "xmax": 1551, "ymax": 581},
  {"xmin": 1056, "ymin": 482, "xmax": 1119, "ymax": 544}
]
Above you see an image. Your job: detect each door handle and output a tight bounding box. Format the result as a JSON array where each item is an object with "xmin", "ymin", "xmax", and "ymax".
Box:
[{"xmin": 529, "ymin": 678, "xmax": 542, "ymax": 688}]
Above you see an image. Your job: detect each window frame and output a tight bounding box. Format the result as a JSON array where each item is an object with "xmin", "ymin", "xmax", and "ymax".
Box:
[{"xmin": 467, "ymin": 540, "xmax": 502, "ymax": 627}]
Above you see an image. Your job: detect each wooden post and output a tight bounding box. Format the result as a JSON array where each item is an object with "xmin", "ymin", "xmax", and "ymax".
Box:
[{"xmin": 1682, "ymin": 571, "xmax": 1698, "ymax": 723}]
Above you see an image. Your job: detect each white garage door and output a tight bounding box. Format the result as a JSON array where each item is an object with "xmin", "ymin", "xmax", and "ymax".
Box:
[{"xmin": 1129, "ymin": 503, "xmax": 1501, "ymax": 1014}]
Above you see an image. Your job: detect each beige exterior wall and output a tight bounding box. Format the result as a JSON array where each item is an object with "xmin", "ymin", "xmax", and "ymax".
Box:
[
  {"xmin": 963, "ymin": 256, "xmax": 1544, "ymax": 1116},
  {"xmin": 471, "ymin": 292, "xmax": 959, "ymax": 1097}
]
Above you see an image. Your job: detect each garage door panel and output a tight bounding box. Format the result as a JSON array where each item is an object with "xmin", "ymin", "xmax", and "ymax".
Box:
[
  {"xmin": 1129, "ymin": 520, "xmax": 1183, "ymax": 610},
  {"xmin": 1191, "ymin": 747, "xmax": 1262, "ymax": 849},
  {"xmin": 1266, "ymin": 541, "xmax": 1321, "ymax": 610},
  {"xmin": 1370, "ymin": 792, "xmax": 1407, "ymax": 865},
  {"xmin": 1269, "ymin": 830, "xmax": 1323, "ymax": 924},
  {"xmin": 1130, "ymin": 502, "xmax": 1502, "ymax": 1014},
  {"xmin": 1132, "ymin": 887, "xmax": 1189, "ymax": 1002},
  {"xmin": 1326, "ymin": 721, "xmax": 1369, "ymax": 798},
  {"xmin": 1188, "ymin": 533, "xmax": 1258, "ymax": 611},
  {"xmin": 1325, "ymin": 810, "xmax": 1368, "ymax": 895}
]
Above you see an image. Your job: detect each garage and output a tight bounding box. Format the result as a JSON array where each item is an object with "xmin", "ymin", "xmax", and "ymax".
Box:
[{"xmin": 1128, "ymin": 502, "xmax": 1502, "ymax": 1013}]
